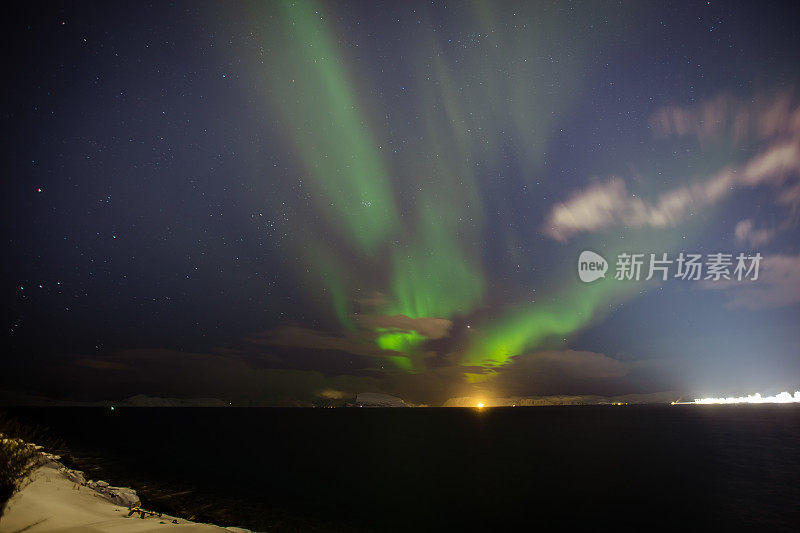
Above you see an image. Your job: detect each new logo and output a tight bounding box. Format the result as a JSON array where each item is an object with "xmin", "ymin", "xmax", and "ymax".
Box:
[{"xmin": 578, "ymin": 250, "xmax": 608, "ymax": 283}]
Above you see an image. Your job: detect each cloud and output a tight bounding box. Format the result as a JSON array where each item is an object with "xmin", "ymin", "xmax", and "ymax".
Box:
[
  {"xmin": 516, "ymin": 349, "xmax": 631, "ymax": 379},
  {"xmin": 543, "ymin": 92, "xmax": 800, "ymax": 241},
  {"xmin": 734, "ymin": 219, "xmax": 776, "ymax": 247},
  {"xmin": 741, "ymin": 140, "xmax": 800, "ymax": 188},
  {"xmin": 648, "ymin": 91, "xmax": 800, "ymax": 143},
  {"xmin": 483, "ymin": 349, "xmax": 635, "ymax": 397},
  {"xmin": 0, "ymin": 345, "xmax": 670, "ymax": 407},
  {"xmin": 354, "ymin": 291, "xmax": 389, "ymax": 307},
  {"xmin": 245, "ymin": 325, "xmax": 406, "ymax": 359},
  {"xmin": 54, "ymin": 349, "xmax": 385, "ymax": 405},
  {"xmin": 354, "ymin": 314, "xmax": 452, "ymax": 340},
  {"xmin": 703, "ymin": 253, "xmax": 800, "ymax": 310},
  {"xmin": 319, "ymin": 389, "xmax": 346, "ymax": 399},
  {"xmin": 649, "ymin": 93, "xmax": 741, "ymax": 142},
  {"xmin": 51, "ymin": 347, "xmax": 482, "ymax": 406},
  {"xmin": 543, "ymin": 176, "xmax": 716, "ymax": 241}
]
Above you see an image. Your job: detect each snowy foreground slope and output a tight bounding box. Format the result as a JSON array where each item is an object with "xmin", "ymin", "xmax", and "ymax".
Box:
[{"xmin": 0, "ymin": 461, "xmax": 249, "ymax": 533}]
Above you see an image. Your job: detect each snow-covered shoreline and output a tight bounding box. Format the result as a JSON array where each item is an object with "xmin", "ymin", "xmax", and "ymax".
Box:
[{"xmin": 0, "ymin": 454, "xmax": 251, "ymax": 533}]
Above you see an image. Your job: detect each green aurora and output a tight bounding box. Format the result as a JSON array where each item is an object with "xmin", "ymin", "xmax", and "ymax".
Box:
[{"xmin": 252, "ymin": 0, "xmax": 662, "ymax": 373}]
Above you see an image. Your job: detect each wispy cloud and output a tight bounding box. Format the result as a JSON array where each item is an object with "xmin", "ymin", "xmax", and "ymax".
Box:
[
  {"xmin": 703, "ymin": 253, "xmax": 800, "ymax": 310},
  {"xmin": 543, "ymin": 92, "xmax": 800, "ymax": 241},
  {"xmin": 734, "ymin": 219, "xmax": 776, "ymax": 247},
  {"xmin": 245, "ymin": 326, "xmax": 404, "ymax": 359},
  {"xmin": 354, "ymin": 314, "xmax": 452, "ymax": 340},
  {"xmin": 649, "ymin": 91, "xmax": 800, "ymax": 143}
]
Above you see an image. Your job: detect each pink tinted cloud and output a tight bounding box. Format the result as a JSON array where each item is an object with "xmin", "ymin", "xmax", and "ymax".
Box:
[{"xmin": 544, "ymin": 92, "xmax": 800, "ymax": 241}]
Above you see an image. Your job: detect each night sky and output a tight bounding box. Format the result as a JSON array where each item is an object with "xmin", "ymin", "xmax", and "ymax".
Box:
[{"xmin": 3, "ymin": 1, "xmax": 800, "ymax": 405}]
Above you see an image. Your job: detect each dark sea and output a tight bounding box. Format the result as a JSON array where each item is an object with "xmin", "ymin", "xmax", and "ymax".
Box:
[{"xmin": 5, "ymin": 405, "xmax": 799, "ymax": 532}]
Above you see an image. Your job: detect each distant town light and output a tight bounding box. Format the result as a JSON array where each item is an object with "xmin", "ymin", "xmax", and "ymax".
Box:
[{"xmin": 673, "ymin": 391, "xmax": 800, "ymax": 405}]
